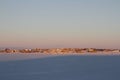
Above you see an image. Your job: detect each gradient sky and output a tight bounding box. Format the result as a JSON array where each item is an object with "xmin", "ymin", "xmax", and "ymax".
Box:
[{"xmin": 0, "ymin": 0, "xmax": 120, "ymax": 49}]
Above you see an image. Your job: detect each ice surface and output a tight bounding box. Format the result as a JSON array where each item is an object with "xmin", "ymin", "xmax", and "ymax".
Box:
[{"xmin": 0, "ymin": 55, "xmax": 120, "ymax": 80}]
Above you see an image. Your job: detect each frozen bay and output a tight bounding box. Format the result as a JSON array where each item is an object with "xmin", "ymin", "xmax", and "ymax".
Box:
[{"xmin": 0, "ymin": 54, "xmax": 120, "ymax": 80}]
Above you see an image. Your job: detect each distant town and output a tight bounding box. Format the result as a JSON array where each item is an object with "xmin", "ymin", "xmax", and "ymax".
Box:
[{"xmin": 0, "ymin": 48, "xmax": 120, "ymax": 54}]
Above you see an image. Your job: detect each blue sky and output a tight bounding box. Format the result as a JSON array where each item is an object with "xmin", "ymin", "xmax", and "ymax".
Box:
[{"xmin": 0, "ymin": 0, "xmax": 120, "ymax": 48}]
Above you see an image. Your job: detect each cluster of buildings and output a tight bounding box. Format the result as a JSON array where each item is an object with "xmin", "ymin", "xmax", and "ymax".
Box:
[{"xmin": 0, "ymin": 48, "xmax": 120, "ymax": 54}]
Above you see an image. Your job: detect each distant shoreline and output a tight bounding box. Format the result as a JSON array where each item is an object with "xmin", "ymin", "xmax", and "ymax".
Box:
[{"xmin": 0, "ymin": 48, "xmax": 120, "ymax": 55}]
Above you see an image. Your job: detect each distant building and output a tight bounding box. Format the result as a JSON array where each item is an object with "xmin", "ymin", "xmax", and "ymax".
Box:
[
  {"xmin": 112, "ymin": 49, "xmax": 120, "ymax": 53},
  {"xmin": 5, "ymin": 48, "xmax": 13, "ymax": 53}
]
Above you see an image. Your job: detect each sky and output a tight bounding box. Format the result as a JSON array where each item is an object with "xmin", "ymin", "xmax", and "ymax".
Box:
[{"xmin": 0, "ymin": 0, "xmax": 120, "ymax": 49}]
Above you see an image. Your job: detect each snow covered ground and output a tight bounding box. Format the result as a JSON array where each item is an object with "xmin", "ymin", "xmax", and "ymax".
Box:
[{"xmin": 0, "ymin": 54, "xmax": 120, "ymax": 80}]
